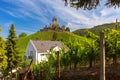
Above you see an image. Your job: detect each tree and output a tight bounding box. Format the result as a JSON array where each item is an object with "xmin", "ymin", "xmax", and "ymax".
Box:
[
  {"xmin": 0, "ymin": 36, "xmax": 7, "ymax": 69},
  {"xmin": 61, "ymin": 25, "xmax": 66, "ymax": 31},
  {"xmin": 19, "ymin": 32, "xmax": 27, "ymax": 38},
  {"xmin": 0, "ymin": 26, "xmax": 7, "ymax": 69},
  {"xmin": 0, "ymin": 26, "xmax": 7, "ymax": 76},
  {"xmin": 65, "ymin": 27, "xmax": 70, "ymax": 32},
  {"xmin": 64, "ymin": 0, "xmax": 120, "ymax": 10},
  {"xmin": 6, "ymin": 24, "xmax": 21, "ymax": 80}
]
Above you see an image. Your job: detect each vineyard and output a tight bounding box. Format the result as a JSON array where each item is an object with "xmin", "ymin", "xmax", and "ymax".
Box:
[
  {"xmin": 1, "ymin": 28, "xmax": 120, "ymax": 80},
  {"xmin": 1, "ymin": 0, "xmax": 120, "ymax": 80}
]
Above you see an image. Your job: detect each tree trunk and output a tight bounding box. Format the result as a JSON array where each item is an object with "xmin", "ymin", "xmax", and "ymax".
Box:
[
  {"xmin": 89, "ymin": 59, "xmax": 93, "ymax": 68},
  {"xmin": 74, "ymin": 62, "xmax": 77, "ymax": 69},
  {"xmin": 57, "ymin": 51, "xmax": 60, "ymax": 80},
  {"xmin": 69, "ymin": 63, "xmax": 72, "ymax": 70}
]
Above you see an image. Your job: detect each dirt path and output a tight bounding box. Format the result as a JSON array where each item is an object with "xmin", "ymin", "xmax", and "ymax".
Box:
[{"xmin": 60, "ymin": 64, "xmax": 120, "ymax": 80}]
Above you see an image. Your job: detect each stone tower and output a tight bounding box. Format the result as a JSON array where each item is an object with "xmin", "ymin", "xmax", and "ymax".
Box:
[
  {"xmin": 52, "ymin": 17, "xmax": 57, "ymax": 25},
  {"xmin": 52, "ymin": 17, "xmax": 58, "ymax": 30}
]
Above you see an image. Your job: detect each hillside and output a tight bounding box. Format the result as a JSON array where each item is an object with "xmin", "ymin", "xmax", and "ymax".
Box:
[
  {"xmin": 17, "ymin": 31, "xmax": 90, "ymax": 58},
  {"xmin": 73, "ymin": 23, "xmax": 120, "ymax": 36}
]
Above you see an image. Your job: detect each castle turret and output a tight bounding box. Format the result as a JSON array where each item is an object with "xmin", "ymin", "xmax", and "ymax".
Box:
[{"xmin": 52, "ymin": 17, "xmax": 57, "ymax": 24}]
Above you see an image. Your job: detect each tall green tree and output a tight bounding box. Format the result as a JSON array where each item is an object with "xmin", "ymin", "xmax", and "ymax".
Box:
[{"xmin": 6, "ymin": 24, "xmax": 21, "ymax": 80}]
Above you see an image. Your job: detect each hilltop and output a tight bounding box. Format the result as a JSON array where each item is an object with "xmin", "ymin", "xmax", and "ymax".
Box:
[
  {"xmin": 73, "ymin": 23, "xmax": 120, "ymax": 36},
  {"xmin": 17, "ymin": 31, "xmax": 90, "ymax": 58}
]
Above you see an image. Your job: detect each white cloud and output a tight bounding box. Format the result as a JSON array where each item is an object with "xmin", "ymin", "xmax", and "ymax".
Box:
[
  {"xmin": 1, "ymin": 0, "xmax": 120, "ymax": 32},
  {"xmin": 38, "ymin": 0, "xmax": 120, "ymax": 31},
  {"xmin": 100, "ymin": 7, "xmax": 120, "ymax": 17}
]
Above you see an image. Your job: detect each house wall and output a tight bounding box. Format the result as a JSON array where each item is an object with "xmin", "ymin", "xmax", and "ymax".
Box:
[
  {"xmin": 25, "ymin": 40, "xmax": 37, "ymax": 63},
  {"xmin": 37, "ymin": 46, "xmax": 61, "ymax": 63},
  {"xmin": 37, "ymin": 52, "xmax": 48, "ymax": 63}
]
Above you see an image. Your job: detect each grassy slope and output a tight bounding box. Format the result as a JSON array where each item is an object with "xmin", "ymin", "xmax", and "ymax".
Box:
[
  {"xmin": 17, "ymin": 31, "xmax": 89, "ymax": 58},
  {"xmin": 73, "ymin": 23, "xmax": 120, "ymax": 36}
]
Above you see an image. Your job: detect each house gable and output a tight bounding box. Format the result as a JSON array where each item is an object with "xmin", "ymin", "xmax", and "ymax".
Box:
[{"xmin": 25, "ymin": 40, "xmax": 37, "ymax": 62}]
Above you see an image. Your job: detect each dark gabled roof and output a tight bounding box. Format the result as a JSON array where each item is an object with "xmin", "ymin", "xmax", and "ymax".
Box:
[{"xmin": 31, "ymin": 40, "xmax": 62, "ymax": 53}]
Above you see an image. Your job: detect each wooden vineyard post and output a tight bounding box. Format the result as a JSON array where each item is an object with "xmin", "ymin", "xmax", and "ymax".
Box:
[
  {"xmin": 100, "ymin": 32, "xmax": 105, "ymax": 80},
  {"xmin": 57, "ymin": 51, "xmax": 60, "ymax": 80}
]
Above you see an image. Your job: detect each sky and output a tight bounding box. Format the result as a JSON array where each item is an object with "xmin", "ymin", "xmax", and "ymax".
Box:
[{"xmin": 0, "ymin": 0, "xmax": 120, "ymax": 39}]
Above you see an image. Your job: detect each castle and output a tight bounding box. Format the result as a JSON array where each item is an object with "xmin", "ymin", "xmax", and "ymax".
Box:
[{"xmin": 40, "ymin": 17, "xmax": 65, "ymax": 32}]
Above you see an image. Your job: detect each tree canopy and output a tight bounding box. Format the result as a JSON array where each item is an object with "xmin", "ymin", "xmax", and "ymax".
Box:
[
  {"xmin": 19, "ymin": 32, "xmax": 27, "ymax": 38},
  {"xmin": 0, "ymin": 36, "xmax": 7, "ymax": 69},
  {"xmin": 65, "ymin": 27, "xmax": 70, "ymax": 32},
  {"xmin": 6, "ymin": 24, "xmax": 21, "ymax": 79},
  {"xmin": 64, "ymin": 0, "xmax": 120, "ymax": 10},
  {"xmin": 0, "ymin": 26, "xmax": 7, "ymax": 69}
]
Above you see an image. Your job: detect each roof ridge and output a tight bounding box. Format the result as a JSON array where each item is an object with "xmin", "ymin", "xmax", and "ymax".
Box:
[{"xmin": 31, "ymin": 40, "xmax": 62, "ymax": 53}]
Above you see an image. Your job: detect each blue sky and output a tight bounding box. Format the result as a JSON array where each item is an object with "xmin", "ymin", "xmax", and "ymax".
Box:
[{"xmin": 0, "ymin": 0, "xmax": 120, "ymax": 39}]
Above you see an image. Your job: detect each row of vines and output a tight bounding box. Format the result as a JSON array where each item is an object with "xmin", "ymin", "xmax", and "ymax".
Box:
[{"xmin": 25, "ymin": 28, "xmax": 120, "ymax": 80}]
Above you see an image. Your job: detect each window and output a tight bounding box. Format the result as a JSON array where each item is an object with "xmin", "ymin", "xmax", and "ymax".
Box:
[
  {"xmin": 29, "ymin": 51, "xmax": 34, "ymax": 59},
  {"xmin": 28, "ymin": 56, "xmax": 33, "ymax": 59},
  {"xmin": 41, "ymin": 54, "xmax": 44, "ymax": 56},
  {"xmin": 24, "ymin": 56, "xmax": 27, "ymax": 60}
]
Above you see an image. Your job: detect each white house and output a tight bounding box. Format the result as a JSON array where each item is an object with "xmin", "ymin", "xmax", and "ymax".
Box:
[{"xmin": 25, "ymin": 40, "xmax": 63, "ymax": 64}]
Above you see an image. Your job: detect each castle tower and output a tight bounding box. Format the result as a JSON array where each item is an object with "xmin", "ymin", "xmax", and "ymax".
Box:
[
  {"xmin": 52, "ymin": 17, "xmax": 58, "ymax": 30},
  {"xmin": 52, "ymin": 17, "xmax": 57, "ymax": 25}
]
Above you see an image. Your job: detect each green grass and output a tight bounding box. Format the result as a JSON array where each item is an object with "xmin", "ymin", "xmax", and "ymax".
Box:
[
  {"xmin": 73, "ymin": 22, "xmax": 120, "ymax": 36},
  {"xmin": 17, "ymin": 31, "xmax": 90, "ymax": 58}
]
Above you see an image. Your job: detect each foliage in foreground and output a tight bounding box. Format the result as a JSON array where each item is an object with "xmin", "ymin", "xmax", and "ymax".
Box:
[
  {"xmin": 64, "ymin": 0, "xmax": 120, "ymax": 10},
  {"xmin": 0, "ymin": 36, "xmax": 7, "ymax": 69},
  {"xmin": 104, "ymin": 29, "xmax": 120, "ymax": 64}
]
